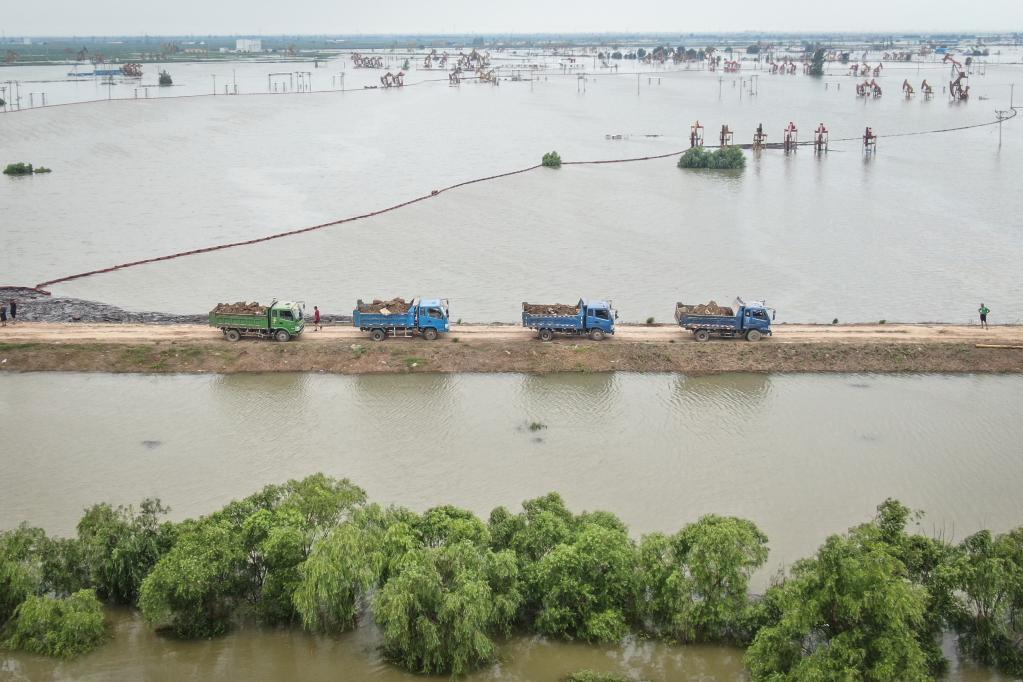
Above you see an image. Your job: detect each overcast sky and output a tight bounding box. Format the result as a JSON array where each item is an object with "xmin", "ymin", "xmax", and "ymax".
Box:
[{"xmin": 4, "ymin": 0, "xmax": 1020, "ymax": 36}]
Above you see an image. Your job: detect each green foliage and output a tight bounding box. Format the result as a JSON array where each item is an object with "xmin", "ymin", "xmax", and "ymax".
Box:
[
  {"xmin": 951, "ymin": 527, "xmax": 1023, "ymax": 675},
  {"xmin": 566, "ymin": 671, "xmax": 633, "ymax": 682},
  {"xmin": 0, "ymin": 525, "xmax": 47, "ymax": 625},
  {"xmin": 373, "ymin": 533, "xmax": 521, "ymax": 675},
  {"xmin": 158, "ymin": 70, "xmax": 173, "ymax": 86},
  {"xmin": 638, "ymin": 515, "xmax": 768, "ymax": 643},
  {"xmin": 531, "ymin": 522, "xmax": 636, "ymax": 642},
  {"xmin": 76, "ymin": 498, "xmax": 176, "ymax": 605},
  {"xmin": 745, "ymin": 501, "xmax": 934, "ymax": 681},
  {"xmin": 809, "ymin": 47, "xmax": 826, "ymax": 76},
  {"xmin": 138, "ymin": 521, "xmax": 247, "ymax": 638},
  {"xmin": 293, "ymin": 506, "xmax": 390, "ymax": 633},
  {"xmin": 678, "ymin": 146, "xmax": 746, "ymax": 170},
  {"xmin": 542, "ymin": 151, "xmax": 562, "ymax": 168},
  {"xmin": 4, "ymin": 589, "xmax": 106, "ymax": 658},
  {"xmin": 3, "ymin": 162, "xmax": 34, "ymax": 176}
]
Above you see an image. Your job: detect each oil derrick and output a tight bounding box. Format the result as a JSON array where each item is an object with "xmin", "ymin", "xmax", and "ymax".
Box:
[
  {"xmin": 753, "ymin": 123, "xmax": 767, "ymax": 151},
  {"xmin": 863, "ymin": 126, "xmax": 877, "ymax": 153},
  {"xmin": 902, "ymin": 79, "xmax": 915, "ymax": 97},
  {"xmin": 690, "ymin": 120, "xmax": 704, "ymax": 148},
  {"xmin": 944, "ymin": 54, "xmax": 970, "ymax": 101},
  {"xmin": 813, "ymin": 123, "xmax": 828, "ymax": 154},
  {"xmin": 719, "ymin": 124, "xmax": 733, "ymax": 146},
  {"xmin": 783, "ymin": 121, "xmax": 798, "ymax": 153},
  {"xmin": 921, "ymin": 79, "xmax": 934, "ymax": 98}
]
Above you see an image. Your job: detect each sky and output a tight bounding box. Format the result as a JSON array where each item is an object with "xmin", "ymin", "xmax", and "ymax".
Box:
[{"xmin": 3, "ymin": 0, "xmax": 1020, "ymax": 36}]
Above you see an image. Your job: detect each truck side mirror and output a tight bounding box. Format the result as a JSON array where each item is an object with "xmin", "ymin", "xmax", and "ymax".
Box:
[{"xmin": 772, "ymin": 311, "xmax": 776, "ymax": 321}]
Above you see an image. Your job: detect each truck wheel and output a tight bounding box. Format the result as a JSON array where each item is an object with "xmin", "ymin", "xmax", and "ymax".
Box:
[
  {"xmin": 538, "ymin": 328, "xmax": 554, "ymax": 342},
  {"xmin": 694, "ymin": 329, "xmax": 711, "ymax": 342},
  {"xmin": 746, "ymin": 329, "xmax": 763, "ymax": 342},
  {"xmin": 275, "ymin": 329, "xmax": 291, "ymax": 342},
  {"xmin": 589, "ymin": 328, "xmax": 606, "ymax": 341},
  {"xmin": 371, "ymin": 329, "xmax": 387, "ymax": 342},
  {"xmin": 225, "ymin": 329, "xmax": 241, "ymax": 342},
  {"xmin": 422, "ymin": 328, "xmax": 438, "ymax": 341}
]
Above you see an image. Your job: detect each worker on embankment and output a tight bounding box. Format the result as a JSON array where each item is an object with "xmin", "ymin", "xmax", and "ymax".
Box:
[
  {"xmin": 979, "ymin": 303, "xmax": 990, "ymax": 329},
  {"xmin": 313, "ymin": 306, "xmax": 322, "ymax": 332}
]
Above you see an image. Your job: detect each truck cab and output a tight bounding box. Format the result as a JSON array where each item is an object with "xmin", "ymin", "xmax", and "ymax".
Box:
[
  {"xmin": 582, "ymin": 300, "xmax": 616, "ymax": 335},
  {"xmin": 270, "ymin": 301, "xmax": 305, "ymax": 338},
  {"xmin": 415, "ymin": 299, "xmax": 450, "ymax": 334},
  {"xmin": 738, "ymin": 305, "xmax": 772, "ymax": 334}
]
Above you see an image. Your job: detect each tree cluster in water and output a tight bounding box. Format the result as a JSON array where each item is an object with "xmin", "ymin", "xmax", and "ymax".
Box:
[
  {"xmin": 678, "ymin": 146, "xmax": 746, "ymax": 170},
  {"xmin": 1, "ymin": 474, "xmax": 1022, "ymax": 679}
]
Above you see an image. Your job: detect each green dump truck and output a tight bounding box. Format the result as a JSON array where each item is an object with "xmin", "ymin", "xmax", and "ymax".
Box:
[{"xmin": 209, "ymin": 300, "xmax": 305, "ymax": 342}]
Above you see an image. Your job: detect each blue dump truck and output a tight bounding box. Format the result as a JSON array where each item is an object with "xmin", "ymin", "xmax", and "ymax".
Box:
[
  {"xmin": 522, "ymin": 299, "xmax": 616, "ymax": 341},
  {"xmin": 353, "ymin": 297, "xmax": 450, "ymax": 341},
  {"xmin": 675, "ymin": 298, "xmax": 775, "ymax": 342}
]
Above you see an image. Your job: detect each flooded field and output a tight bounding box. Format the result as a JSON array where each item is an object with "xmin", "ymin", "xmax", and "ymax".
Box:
[
  {"xmin": 2, "ymin": 52, "xmax": 1022, "ymax": 323},
  {"xmin": 1, "ymin": 371, "xmax": 1021, "ymax": 680}
]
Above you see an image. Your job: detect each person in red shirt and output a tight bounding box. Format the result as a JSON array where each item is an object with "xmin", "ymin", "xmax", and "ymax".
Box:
[{"xmin": 313, "ymin": 305, "xmax": 322, "ymax": 331}]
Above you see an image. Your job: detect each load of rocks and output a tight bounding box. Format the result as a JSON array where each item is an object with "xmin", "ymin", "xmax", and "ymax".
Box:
[
  {"xmin": 522, "ymin": 302, "xmax": 580, "ymax": 315},
  {"xmin": 676, "ymin": 301, "xmax": 735, "ymax": 316},
  {"xmin": 211, "ymin": 302, "xmax": 267, "ymax": 315},
  {"xmin": 357, "ymin": 298, "xmax": 412, "ymax": 314}
]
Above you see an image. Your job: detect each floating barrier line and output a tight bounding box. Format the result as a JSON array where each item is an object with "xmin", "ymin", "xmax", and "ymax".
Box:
[{"xmin": 30, "ymin": 109, "xmax": 1017, "ymax": 291}]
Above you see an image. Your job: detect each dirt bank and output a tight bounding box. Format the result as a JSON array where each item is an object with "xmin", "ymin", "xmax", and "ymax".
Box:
[{"xmin": 1, "ymin": 323, "xmax": 1021, "ymax": 374}]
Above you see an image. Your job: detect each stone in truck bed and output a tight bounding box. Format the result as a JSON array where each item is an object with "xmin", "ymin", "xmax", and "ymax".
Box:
[
  {"xmin": 212, "ymin": 302, "xmax": 268, "ymax": 315},
  {"xmin": 357, "ymin": 298, "xmax": 412, "ymax": 314},
  {"xmin": 676, "ymin": 301, "xmax": 735, "ymax": 316},
  {"xmin": 523, "ymin": 302, "xmax": 580, "ymax": 315}
]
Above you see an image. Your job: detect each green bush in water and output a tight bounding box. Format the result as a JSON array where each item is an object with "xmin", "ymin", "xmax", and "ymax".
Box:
[
  {"xmin": 4, "ymin": 589, "xmax": 106, "ymax": 658},
  {"xmin": 3, "ymin": 163, "xmax": 33, "ymax": 176},
  {"xmin": 542, "ymin": 151, "xmax": 562, "ymax": 168},
  {"xmin": 566, "ymin": 671, "xmax": 634, "ymax": 682},
  {"xmin": 678, "ymin": 146, "xmax": 745, "ymax": 170}
]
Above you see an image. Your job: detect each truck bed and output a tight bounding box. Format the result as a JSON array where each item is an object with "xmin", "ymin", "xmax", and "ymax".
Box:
[{"xmin": 209, "ymin": 312, "xmax": 270, "ymax": 330}]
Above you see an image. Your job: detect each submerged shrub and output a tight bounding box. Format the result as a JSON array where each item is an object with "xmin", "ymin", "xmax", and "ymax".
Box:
[
  {"xmin": 5, "ymin": 589, "xmax": 106, "ymax": 658},
  {"xmin": 678, "ymin": 146, "xmax": 745, "ymax": 170},
  {"xmin": 542, "ymin": 151, "xmax": 562, "ymax": 168},
  {"xmin": 3, "ymin": 162, "xmax": 33, "ymax": 176}
]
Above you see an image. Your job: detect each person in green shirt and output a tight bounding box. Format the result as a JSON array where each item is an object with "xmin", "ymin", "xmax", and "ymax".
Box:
[{"xmin": 978, "ymin": 303, "xmax": 990, "ymax": 329}]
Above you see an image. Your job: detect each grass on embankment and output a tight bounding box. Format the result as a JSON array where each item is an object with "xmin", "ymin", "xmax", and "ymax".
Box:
[{"xmin": 0, "ymin": 338, "xmax": 1021, "ymax": 374}]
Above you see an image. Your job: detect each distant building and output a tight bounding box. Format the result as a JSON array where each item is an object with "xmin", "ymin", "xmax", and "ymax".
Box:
[{"xmin": 236, "ymin": 39, "xmax": 262, "ymax": 53}]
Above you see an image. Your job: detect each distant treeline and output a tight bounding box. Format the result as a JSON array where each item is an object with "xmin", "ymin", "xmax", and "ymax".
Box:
[{"xmin": 1, "ymin": 475, "xmax": 1021, "ymax": 680}]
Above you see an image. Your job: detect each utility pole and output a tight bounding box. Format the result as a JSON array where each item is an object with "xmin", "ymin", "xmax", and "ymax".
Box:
[
  {"xmin": 995, "ymin": 109, "xmax": 1010, "ymax": 146},
  {"xmin": 212, "ymin": 74, "xmax": 216, "ymax": 95}
]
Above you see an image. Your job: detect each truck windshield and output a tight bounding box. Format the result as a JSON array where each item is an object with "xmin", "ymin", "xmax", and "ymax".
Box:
[{"xmin": 292, "ymin": 308, "xmax": 303, "ymax": 322}]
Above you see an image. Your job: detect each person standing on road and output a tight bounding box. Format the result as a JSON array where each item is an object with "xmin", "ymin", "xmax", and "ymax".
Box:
[
  {"xmin": 8, "ymin": 299, "xmax": 15, "ymax": 324},
  {"xmin": 313, "ymin": 306, "xmax": 322, "ymax": 331},
  {"xmin": 978, "ymin": 303, "xmax": 990, "ymax": 329}
]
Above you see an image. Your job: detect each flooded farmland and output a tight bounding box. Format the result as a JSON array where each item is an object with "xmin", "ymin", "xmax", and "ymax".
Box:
[{"xmin": 2, "ymin": 51, "xmax": 1022, "ymax": 323}]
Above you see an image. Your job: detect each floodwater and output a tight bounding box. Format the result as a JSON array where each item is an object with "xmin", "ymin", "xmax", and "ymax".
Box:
[
  {"xmin": 2, "ymin": 51, "xmax": 1022, "ymax": 323},
  {"xmin": 1, "ymin": 371, "xmax": 1020, "ymax": 680}
]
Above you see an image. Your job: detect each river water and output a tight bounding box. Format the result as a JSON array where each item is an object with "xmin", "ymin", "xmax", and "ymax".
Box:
[
  {"xmin": 2, "ymin": 51, "xmax": 1022, "ymax": 323},
  {"xmin": 1, "ymin": 371, "xmax": 1020, "ymax": 680}
]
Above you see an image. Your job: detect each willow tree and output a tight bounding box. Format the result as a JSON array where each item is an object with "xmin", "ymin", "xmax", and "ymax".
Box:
[
  {"xmin": 638, "ymin": 515, "xmax": 768, "ymax": 643},
  {"xmin": 4, "ymin": 589, "xmax": 106, "ymax": 658},
  {"xmin": 373, "ymin": 540, "xmax": 520, "ymax": 675},
  {"xmin": 745, "ymin": 506, "xmax": 933, "ymax": 682}
]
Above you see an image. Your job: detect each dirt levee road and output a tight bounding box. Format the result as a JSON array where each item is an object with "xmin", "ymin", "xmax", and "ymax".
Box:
[{"xmin": 2, "ymin": 322, "xmax": 1022, "ymax": 375}]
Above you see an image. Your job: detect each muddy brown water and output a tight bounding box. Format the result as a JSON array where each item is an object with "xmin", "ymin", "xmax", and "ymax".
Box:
[{"xmin": 1, "ymin": 371, "xmax": 1021, "ymax": 679}]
